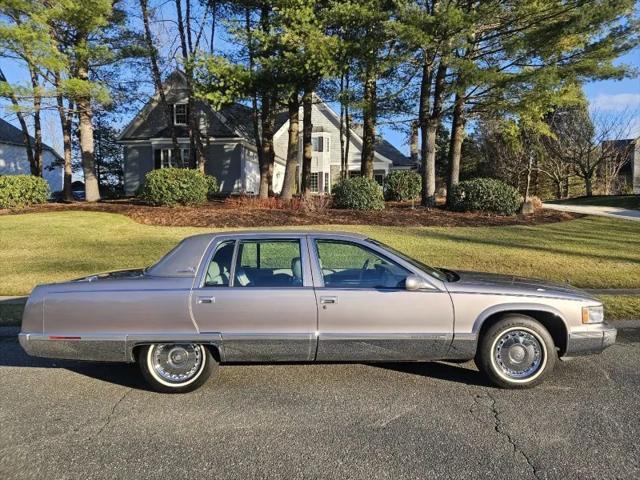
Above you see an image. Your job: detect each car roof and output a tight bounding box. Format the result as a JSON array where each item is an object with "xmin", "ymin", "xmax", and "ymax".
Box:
[{"xmin": 184, "ymin": 230, "xmax": 369, "ymax": 241}]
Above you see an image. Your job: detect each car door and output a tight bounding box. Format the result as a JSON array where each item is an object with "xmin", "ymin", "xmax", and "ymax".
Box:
[
  {"xmin": 190, "ymin": 235, "xmax": 317, "ymax": 362},
  {"xmin": 310, "ymin": 236, "xmax": 454, "ymax": 361}
]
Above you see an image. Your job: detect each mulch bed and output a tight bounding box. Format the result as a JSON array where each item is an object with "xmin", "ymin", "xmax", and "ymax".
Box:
[{"xmin": 1, "ymin": 200, "xmax": 580, "ymax": 228}]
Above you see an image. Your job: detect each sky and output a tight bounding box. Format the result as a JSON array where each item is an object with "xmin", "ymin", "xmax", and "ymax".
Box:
[{"xmin": 1, "ymin": 8, "xmax": 639, "ymax": 158}]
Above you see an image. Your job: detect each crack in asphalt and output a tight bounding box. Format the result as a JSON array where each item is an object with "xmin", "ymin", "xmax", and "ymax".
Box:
[
  {"xmin": 471, "ymin": 392, "xmax": 541, "ymax": 480},
  {"xmin": 92, "ymin": 388, "xmax": 133, "ymax": 438}
]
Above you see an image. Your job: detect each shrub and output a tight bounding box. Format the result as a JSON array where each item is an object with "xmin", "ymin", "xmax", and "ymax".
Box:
[
  {"xmin": 449, "ymin": 178, "xmax": 522, "ymax": 215},
  {"xmin": 332, "ymin": 176, "xmax": 385, "ymax": 210},
  {"xmin": 205, "ymin": 175, "xmax": 219, "ymax": 199},
  {"xmin": 139, "ymin": 168, "xmax": 211, "ymax": 206},
  {"xmin": 0, "ymin": 175, "xmax": 49, "ymax": 209},
  {"xmin": 384, "ymin": 170, "xmax": 421, "ymax": 201}
]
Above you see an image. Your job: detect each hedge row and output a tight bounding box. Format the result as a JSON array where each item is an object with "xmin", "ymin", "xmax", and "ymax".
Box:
[
  {"xmin": 449, "ymin": 178, "xmax": 522, "ymax": 215},
  {"xmin": 0, "ymin": 175, "xmax": 49, "ymax": 209},
  {"xmin": 139, "ymin": 168, "xmax": 219, "ymax": 206}
]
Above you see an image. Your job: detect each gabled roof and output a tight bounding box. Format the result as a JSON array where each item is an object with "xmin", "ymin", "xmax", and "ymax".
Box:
[
  {"xmin": 118, "ymin": 70, "xmax": 255, "ymax": 142},
  {"xmin": 350, "ymin": 124, "xmax": 414, "ymax": 167},
  {"xmin": 118, "ymin": 70, "xmax": 412, "ymax": 167},
  {"xmin": 0, "ymin": 118, "xmax": 61, "ymax": 159}
]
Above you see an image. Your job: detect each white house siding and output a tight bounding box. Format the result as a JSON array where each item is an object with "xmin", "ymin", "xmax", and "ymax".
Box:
[
  {"xmin": 0, "ymin": 143, "xmax": 63, "ymax": 192},
  {"xmin": 242, "ymin": 146, "xmax": 260, "ymax": 194},
  {"xmin": 273, "ymin": 101, "xmax": 391, "ymax": 193},
  {"xmin": 241, "ymin": 145, "xmax": 286, "ymax": 194}
]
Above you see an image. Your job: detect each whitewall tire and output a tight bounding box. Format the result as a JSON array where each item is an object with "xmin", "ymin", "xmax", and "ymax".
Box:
[
  {"xmin": 475, "ymin": 315, "xmax": 557, "ymax": 389},
  {"xmin": 138, "ymin": 343, "xmax": 217, "ymax": 393}
]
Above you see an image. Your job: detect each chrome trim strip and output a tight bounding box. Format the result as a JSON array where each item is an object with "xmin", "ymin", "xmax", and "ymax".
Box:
[
  {"xmin": 19, "ymin": 332, "xmax": 225, "ymax": 363},
  {"xmin": 19, "ymin": 333, "xmax": 127, "ymax": 362},
  {"xmin": 316, "ymin": 333, "xmax": 452, "ymax": 361},
  {"xmin": 447, "ymin": 333, "xmax": 477, "ymax": 359},
  {"xmin": 221, "ymin": 333, "xmax": 315, "ymax": 362}
]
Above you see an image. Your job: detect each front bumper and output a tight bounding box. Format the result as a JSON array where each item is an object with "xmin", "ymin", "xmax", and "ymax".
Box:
[{"xmin": 564, "ymin": 322, "xmax": 617, "ymax": 357}]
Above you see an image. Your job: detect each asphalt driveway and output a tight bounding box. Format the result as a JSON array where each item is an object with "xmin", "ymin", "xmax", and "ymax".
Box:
[
  {"xmin": 544, "ymin": 203, "xmax": 640, "ymax": 221},
  {"xmin": 1, "ymin": 325, "xmax": 639, "ymax": 480}
]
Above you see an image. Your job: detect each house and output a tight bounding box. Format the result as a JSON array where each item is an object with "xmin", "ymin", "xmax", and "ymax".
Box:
[
  {"xmin": 602, "ymin": 137, "xmax": 640, "ymax": 194},
  {"xmin": 117, "ymin": 71, "xmax": 411, "ymax": 195},
  {"xmin": 0, "ymin": 118, "xmax": 63, "ymax": 192}
]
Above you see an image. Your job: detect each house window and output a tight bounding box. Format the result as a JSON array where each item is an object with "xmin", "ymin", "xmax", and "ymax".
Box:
[
  {"xmin": 374, "ymin": 173, "xmax": 385, "ymax": 186},
  {"xmin": 312, "ymin": 136, "xmax": 324, "ymax": 152},
  {"xmin": 157, "ymin": 147, "xmax": 190, "ymax": 168},
  {"xmin": 173, "ymin": 104, "xmax": 188, "ymax": 125},
  {"xmin": 310, "ymin": 172, "xmax": 319, "ymax": 192},
  {"xmin": 324, "ymin": 172, "xmax": 330, "ymax": 193}
]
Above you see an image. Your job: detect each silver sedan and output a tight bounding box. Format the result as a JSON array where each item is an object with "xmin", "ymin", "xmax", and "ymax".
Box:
[{"xmin": 19, "ymin": 231, "xmax": 616, "ymax": 392}]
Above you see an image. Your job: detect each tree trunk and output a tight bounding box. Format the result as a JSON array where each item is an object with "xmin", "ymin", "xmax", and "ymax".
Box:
[
  {"xmin": 344, "ymin": 74, "xmax": 351, "ymax": 178},
  {"xmin": 339, "ymin": 73, "xmax": 345, "ymax": 179},
  {"xmin": 281, "ymin": 93, "xmax": 299, "ymax": 201},
  {"xmin": 175, "ymin": 0, "xmax": 206, "ymax": 171},
  {"xmin": 419, "ymin": 60, "xmax": 432, "ymax": 207},
  {"xmin": 258, "ymin": 94, "xmax": 273, "ymax": 199},
  {"xmin": 410, "ymin": 120, "xmax": 419, "ymax": 165},
  {"xmin": 244, "ymin": 8, "xmax": 262, "ymax": 188},
  {"xmin": 361, "ymin": 69, "xmax": 376, "ymax": 179},
  {"xmin": 55, "ymin": 88, "xmax": 73, "ymax": 201},
  {"xmin": 585, "ymin": 175, "xmax": 593, "ymax": 197},
  {"xmin": 555, "ymin": 180, "xmax": 562, "ymax": 200},
  {"xmin": 301, "ymin": 89, "xmax": 313, "ymax": 196},
  {"xmin": 445, "ymin": 93, "xmax": 465, "ymax": 208},
  {"xmin": 423, "ymin": 61, "xmax": 447, "ymax": 207},
  {"xmin": 140, "ymin": 0, "xmax": 180, "ymax": 162},
  {"xmin": 0, "ymin": 68, "xmax": 35, "ymax": 174},
  {"xmin": 28, "ymin": 67, "xmax": 43, "ymax": 176},
  {"xmin": 77, "ymin": 62, "xmax": 100, "ymax": 202}
]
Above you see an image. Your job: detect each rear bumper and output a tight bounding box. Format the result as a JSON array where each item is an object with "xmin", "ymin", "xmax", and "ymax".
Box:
[
  {"xmin": 564, "ymin": 323, "xmax": 617, "ymax": 357},
  {"xmin": 19, "ymin": 333, "xmax": 127, "ymax": 362}
]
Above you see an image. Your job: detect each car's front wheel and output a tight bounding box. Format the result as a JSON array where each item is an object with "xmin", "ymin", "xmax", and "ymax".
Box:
[
  {"xmin": 475, "ymin": 315, "xmax": 557, "ymax": 389},
  {"xmin": 138, "ymin": 343, "xmax": 217, "ymax": 393}
]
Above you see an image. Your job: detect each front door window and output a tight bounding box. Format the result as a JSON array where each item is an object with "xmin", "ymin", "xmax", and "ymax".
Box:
[{"xmin": 315, "ymin": 240, "xmax": 410, "ymax": 289}]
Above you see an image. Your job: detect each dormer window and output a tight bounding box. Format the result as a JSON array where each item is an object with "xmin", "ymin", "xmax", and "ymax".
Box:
[{"xmin": 173, "ymin": 103, "xmax": 188, "ymax": 125}]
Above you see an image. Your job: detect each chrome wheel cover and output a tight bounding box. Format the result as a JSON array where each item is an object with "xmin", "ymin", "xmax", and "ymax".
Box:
[
  {"xmin": 493, "ymin": 329, "xmax": 544, "ymax": 380},
  {"xmin": 150, "ymin": 344, "xmax": 204, "ymax": 384}
]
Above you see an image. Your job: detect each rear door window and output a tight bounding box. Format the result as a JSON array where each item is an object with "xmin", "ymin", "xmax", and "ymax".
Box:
[{"xmin": 234, "ymin": 240, "xmax": 303, "ymax": 287}]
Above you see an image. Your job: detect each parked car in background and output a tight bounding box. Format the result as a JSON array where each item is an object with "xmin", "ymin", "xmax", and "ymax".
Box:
[{"xmin": 19, "ymin": 231, "xmax": 616, "ymax": 393}]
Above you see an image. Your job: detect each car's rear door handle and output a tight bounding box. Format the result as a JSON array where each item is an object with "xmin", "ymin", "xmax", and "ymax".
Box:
[
  {"xmin": 320, "ymin": 296, "xmax": 337, "ymax": 304},
  {"xmin": 197, "ymin": 296, "xmax": 215, "ymax": 304}
]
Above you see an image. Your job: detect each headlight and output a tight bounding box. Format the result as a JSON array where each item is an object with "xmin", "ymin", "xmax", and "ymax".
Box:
[{"xmin": 582, "ymin": 305, "xmax": 604, "ymax": 324}]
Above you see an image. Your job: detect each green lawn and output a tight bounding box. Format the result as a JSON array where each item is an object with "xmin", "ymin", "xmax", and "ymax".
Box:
[
  {"xmin": 1, "ymin": 211, "xmax": 639, "ymax": 295},
  {"xmin": 548, "ymin": 195, "xmax": 640, "ymax": 210},
  {"xmin": 0, "ymin": 210, "xmax": 638, "ymax": 324}
]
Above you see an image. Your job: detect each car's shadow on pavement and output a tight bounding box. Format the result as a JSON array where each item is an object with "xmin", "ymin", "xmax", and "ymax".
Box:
[{"xmin": 372, "ymin": 361, "xmax": 492, "ymax": 387}]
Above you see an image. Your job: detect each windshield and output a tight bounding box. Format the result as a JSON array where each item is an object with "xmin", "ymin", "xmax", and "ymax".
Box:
[{"xmin": 367, "ymin": 239, "xmax": 452, "ymax": 282}]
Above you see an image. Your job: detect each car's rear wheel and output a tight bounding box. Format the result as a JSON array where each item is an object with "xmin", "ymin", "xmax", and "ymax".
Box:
[
  {"xmin": 475, "ymin": 315, "xmax": 556, "ymax": 389},
  {"xmin": 138, "ymin": 343, "xmax": 217, "ymax": 393}
]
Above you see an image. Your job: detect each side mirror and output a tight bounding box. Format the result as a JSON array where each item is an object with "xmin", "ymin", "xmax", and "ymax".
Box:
[{"xmin": 405, "ymin": 274, "xmax": 429, "ymax": 291}]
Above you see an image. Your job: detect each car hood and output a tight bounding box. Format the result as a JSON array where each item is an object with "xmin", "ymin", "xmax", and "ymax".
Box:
[{"xmin": 444, "ymin": 270, "xmax": 598, "ymax": 301}]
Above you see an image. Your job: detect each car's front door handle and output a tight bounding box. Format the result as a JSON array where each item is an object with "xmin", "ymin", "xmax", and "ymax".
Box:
[
  {"xmin": 320, "ymin": 296, "xmax": 337, "ymax": 304},
  {"xmin": 197, "ymin": 296, "xmax": 215, "ymax": 304}
]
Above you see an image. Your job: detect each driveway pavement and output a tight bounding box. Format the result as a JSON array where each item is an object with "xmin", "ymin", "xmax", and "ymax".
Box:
[
  {"xmin": 543, "ymin": 203, "xmax": 640, "ymax": 221},
  {"xmin": 1, "ymin": 326, "xmax": 639, "ymax": 480}
]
